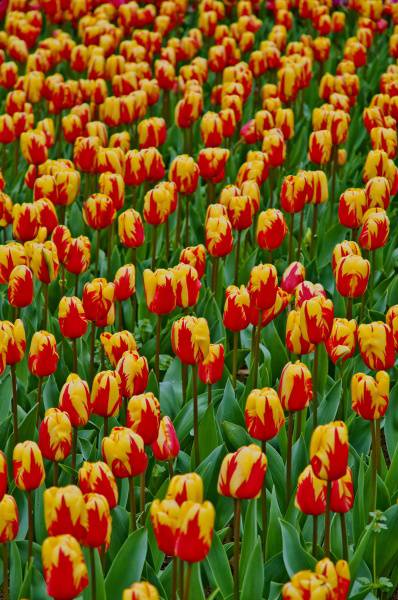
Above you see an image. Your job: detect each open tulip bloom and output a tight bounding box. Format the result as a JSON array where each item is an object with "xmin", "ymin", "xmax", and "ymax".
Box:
[{"xmin": 0, "ymin": 3, "xmax": 398, "ymax": 600}]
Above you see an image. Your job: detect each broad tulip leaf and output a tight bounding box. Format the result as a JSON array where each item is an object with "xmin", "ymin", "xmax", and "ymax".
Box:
[
  {"xmin": 105, "ymin": 528, "xmax": 147, "ymax": 598},
  {"xmin": 240, "ymin": 500, "xmax": 257, "ymax": 579},
  {"xmin": 280, "ymin": 519, "xmax": 316, "ymax": 577},
  {"xmin": 205, "ymin": 531, "xmax": 234, "ymax": 599},
  {"xmin": 240, "ymin": 538, "xmax": 264, "ymax": 600}
]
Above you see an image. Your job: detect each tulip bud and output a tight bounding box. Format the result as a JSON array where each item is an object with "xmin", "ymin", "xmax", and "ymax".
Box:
[
  {"xmin": 365, "ymin": 177, "xmax": 390, "ymax": 210},
  {"xmin": 387, "ymin": 305, "xmax": 398, "ymax": 351},
  {"xmin": 143, "ymin": 268, "xmax": 176, "ymax": 315},
  {"xmin": 152, "ymin": 416, "xmax": 180, "ymax": 462},
  {"xmin": 358, "ymin": 322, "xmax": 395, "ymax": 370},
  {"xmin": 42, "ymin": 535, "xmax": 88, "ymax": 600},
  {"xmin": 358, "ymin": 208, "xmax": 390, "ymax": 250},
  {"xmin": 7, "ymin": 265, "xmax": 33, "ymax": 308},
  {"xmin": 100, "ymin": 331, "xmax": 136, "ymax": 368},
  {"xmin": 98, "ymin": 172, "xmax": 125, "ymax": 212},
  {"xmin": 141, "ymin": 147, "xmax": 165, "ymax": 182},
  {"xmin": 300, "ymin": 295, "xmax": 334, "ymax": 344},
  {"xmin": 166, "ymin": 473, "xmax": 204, "ymax": 505},
  {"xmin": 20, "ymin": 130, "xmax": 48, "ymax": 165},
  {"xmin": 126, "ymin": 392, "xmax": 161, "ymax": 445},
  {"xmin": 310, "ymin": 421, "xmax": 349, "ymax": 480},
  {"xmin": 82, "ymin": 278, "xmax": 115, "ymax": 324},
  {"xmin": 174, "ymin": 500, "xmax": 215, "ymax": 563},
  {"xmin": 308, "ymin": 130, "xmax": 332, "ymax": 164},
  {"xmin": 338, "ymin": 188, "xmax": 368, "ymax": 230},
  {"xmin": 83, "ymin": 193, "xmax": 115, "ymax": 230},
  {"xmin": 39, "ymin": 408, "xmax": 72, "ymax": 463},
  {"xmin": 124, "ymin": 150, "xmax": 146, "ymax": 187},
  {"xmin": 78, "ymin": 461, "xmax": 119, "ymax": 510},
  {"xmin": 28, "ymin": 330, "xmax": 59, "ymax": 377},
  {"xmin": 335, "ymin": 255, "xmax": 370, "ymax": 298},
  {"xmin": 150, "ymin": 498, "xmax": 180, "ymax": 556},
  {"xmin": 44, "ymin": 485, "xmax": 87, "ymax": 539},
  {"xmin": 91, "ymin": 370, "xmax": 122, "ymax": 419},
  {"xmin": 58, "ymin": 296, "xmax": 88, "ymax": 339},
  {"xmin": 286, "ymin": 309, "xmax": 315, "ymax": 355},
  {"xmin": 248, "ymin": 263, "xmax": 278, "ymax": 311},
  {"xmin": 198, "ymin": 343, "xmax": 224, "ymax": 385},
  {"xmin": 281, "ymin": 262, "xmax": 305, "ymax": 294},
  {"xmin": 59, "ymin": 374, "xmax": 91, "ymax": 428},
  {"xmin": 13, "ymin": 440, "xmax": 45, "ymax": 490},
  {"xmin": 123, "ymin": 582, "xmax": 160, "ymax": 600},
  {"xmin": 279, "ymin": 361, "xmax": 313, "ymax": 412},
  {"xmin": 84, "ymin": 493, "xmax": 112, "ymax": 548},
  {"xmin": 325, "ymin": 318, "xmax": 357, "ymax": 364},
  {"xmin": 331, "ymin": 241, "xmax": 361, "ymax": 276},
  {"xmin": 295, "ymin": 465, "xmax": 326, "ymax": 516},
  {"xmin": 218, "ymin": 445, "xmax": 267, "ymax": 499},
  {"xmin": 262, "ymin": 128, "xmax": 286, "ymax": 167},
  {"xmin": 138, "ymin": 117, "xmax": 166, "ymax": 149},
  {"xmin": 198, "ymin": 148, "xmax": 230, "ymax": 183},
  {"xmin": 280, "ymin": 173, "xmax": 309, "ymax": 213},
  {"xmin": 180, "ymin": 245, "xmax": 206, "ymax": 279},
  {"xmin": 330, "ymin": 467, "xmax": 354, "ymax": 513},
  {"xmin": 171, "ymin": 316, "xmax": 210, "ymax": 365},
  {"xmin": 371, "ymin": 126, "xmax": 397, "ymax": 158},
  {"xmin": 223, "ymin": 285, "xmax": 250, "ymax": 331},
  {"xmin": 114, "ymin": 265, "xmax": 136, "ymax": 302},
  {"xmin": 144, "ymin": 182, "xmax": 177, "ymax": 226},
  {"xmin": 118, "ymin": 209, "xmax": 145, "ymax": 248},
  {"xmin": 169, "ymin": 155, "xmax": 200, "ymax": 194},
  {"xmin": 245, "ymin": 388, "xmax": 285, "ymax": 441},
  {"xmin": 12, "ymin": 202, "xmax": 39, "ymax": 242},
  {"xmin": 256, "ymin": 209, "xmax": 288, "ymax": 250},
  {"xmin": 0, "ymin": 495, "xmax": 19, "ymax": 542},
  {"xmin": 102, "ymin": 426, "xmax": 148, "ymax": 478}
]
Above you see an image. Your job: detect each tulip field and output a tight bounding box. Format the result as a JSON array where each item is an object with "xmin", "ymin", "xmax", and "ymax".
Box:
[{"xmin": 2, "ymin": 0, "xmax": 398, "ymax": 599}]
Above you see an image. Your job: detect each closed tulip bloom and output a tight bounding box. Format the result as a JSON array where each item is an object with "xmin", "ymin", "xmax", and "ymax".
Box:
[
  {"xmin": 358, "ymin": 208, "xmax": 390, "ymax": 250},
  {"xmin": 331, "ymin": 241, "xmax": 361, "ymax": 276},
  {"xmin": 174, "ymin": 500, "xmax": 215, "ymax": 563},
  {"xmin": 310, "ymin": 421, "xmax": 349, "ymax": 481},
  {"xmin": 100, "ymin": 331, "xmax": 136, "ymax": 368},
  {"xmin": 305, "ymin": 170, "xmax": 329, "ymax": 205},
  {"xmin": 98, "ymin": 172, "xmax": 125, "ymax": 212},
  {"xmin": 7, "ymin": 265, "xmax": 33, "ymax": 307},
  {"xmin": 338, "ymin": 188, "xmax": 368, "ymax": 230},
  {"xmin": 0, "ymin": 452, "xmax": 6, "ymax": 502},
  {"xmin": 91, "ymin": 370, "xmax": 122, "ymax": 419},
  {"xmin": 330, "ymin": 467, "xmax": 354, "ymax": 513},
  {"xmin": 198, "ymin": 343, "xmax": 224, "ymax": 385},
  {"xmin": 286, "ymin": 309, "xmax": 315, "ymax": 355},
  {"xmin": 198, "ymin": 148, "xmax": 230, "ymax": 184},
  {"xmin": 84, "ymin": 493, "xmax": 112, "ymax": 548},
  {"xmin": 141, "ymin": 147, "xmax": 165, "ymax": 182},
  {"xmin": 226, "ymin": 195, "xmax": 253, "ymax": 231},
  {"xmin": 82, "ymin": 278, "xmax": 115, "ymax": 324},
  {"xmin": 365, "ymin": 177, "xmax": 390, "ymax": 210},
  {"xmin": 280, "ymin": 173, "xmax": 309, "ymax": 213},
  {"xmin": 39, "ymin": 408, "xmax": 72, "ymax": 462},
  {"xmin": 223, "ymin": 285, "xmax": 250, "ymax": 332},
  {"xmin": 173, "ymin": 263, "xmax": 201, "ymax": 308},
  {"xmin": 51, "ymin": 225, "xmax": 72, "ymax": 264},
  {"xmin": 35, "ymin": 198, "xmax": 58, "ymax": 234},
  {"xmin": 166, "ymin": 473, "xmax": 204, "ymax": 505},
  {"xmin": 169, "ymin": 155, "xmax": 200, "ymax": 194},
  {"xmin": 144, "ymin": 182, "xmax": 177, "ymax": 226},
  {"xmin": 59, "ymin": 374, "xmax": 91, "ymax": 428},
  {"xmin": 127, "ymin": 393, "xmax": 161, "ymax": 445},
  {"xmin": 114, "ymin": 265, "xmax": 135, "ymax": 302},
  {"xmin": 42, "ymin": 535, "xmax": 88, "ymax": 600},
  {"xmin": 123, "ymin": 582, "xmax": 159, "ymax": 600},
  {"xmin": 300, "ymin": 295, "xmax": 334, "ymax": 344},
  {"xmin": 102, "ymin": 427, "xmax": 148, "ymax": 478},
  {"xmin": 281, "ymin": 262, "xmax": 305, "ymax": 294},
  {"xmin": 205, "ymin": 216, "xmax": 233, "ymax": 257},
  {"xmin": 358, "ymin": 322, "xmax": 395, "ymax": 370},
  {"xmin": 218, "ymin": 445, "xmax": 267, "ymax": 499},
  {"xmin": 371, "ymin": 127, "xmax": 397, "ymax": 158},
  {"xmin": 245, "ymin": 388, "xmax": 285, "ymax": 440},
  {"xmin": 78, "ymin": 461, "xmax": 119, "ymax": 510},
  {"xmin": 308, "ymin": 130, "xmax": 332, "ymax": 164},
  {"xmin": 0, "ymin": 319, "xmax": 26, "ymax": 365},
  {"xmin": 44, "ymin": 485, "xmax": 87, "ymax": 540},
  {"xmin": 279, "ymin": 361, "xmax": 313, "ymax": 412},
  {"xmin": 200, "ymin": 112, "xmax": 223, "ymax": 147},
  {"xmin": 295, "ymin": 465, "xmax": 326, "ymax": 516},
  {"xmin": 351, "ymin": 371, "xmax": 389, "ymax": 420},
  {"xmin": 262, "ymin": 128, "xmax": 286, "ymax": 167},
  {"xmin": 325, "ymin": 318, "xmax": 357, "ymax": 364},
  {"xmin": 118, "ymin": 209, "xmax": 145, "ymax": 248},
  {"xmin": 152, "ymin": 416, "xmax": 180, "ymax": 462},
  {"xmin": 335, "ymin": 255, "xmax": 370, "ymax": 298},
  {"xmin": 28, "ymin": 331, "xmax": 59, "ymax": 377},
  {"xmin": 143, "ymin": 268, "xmax": 176, "ymax": 315},
  {"xmin": 26, "ymin": 241, "xmax": 59, "ymax": 284},
  {"xmin": 20, "ymin": 130, "xmax": 48, "ymax": 165},
  {"xmin": 257, "ymin": 287, "xmax": 291, "ymax": 328},
  {"xmin": 58, "ymin": 297, "xmax": 88, "ymax": 339},
  {"xmin": 0, "ymin": 495, "xmax": 19, "ymax": 542},
  {"xmin": 83, "ymin": 193, "xmax": 115, "ymax": 230},
  {"xmin": 13, "ymin": 440, "xmax": 45, "ymax": 491},
  {"xmin": 171, "ymin": 316, "xmax": 210, "ymax": 365},
  {"xmin": 256, "ymin": 209, "xmax": 288, "ymax": 250},
  {"xmin": 295, "ymin": 280, "xmax": 326, "ymax": 308},
  {"xmin": 0, "ymin": 242, "xmax": 27, "ymax": 284},
  {"xmin": 138, "ymin": 118, "xmax": 166, "ymax": 149},
  {"xmin": 387, "ymin": 305, "xmax": 398, "ymax": 351},
  {"xmin": 180, "ymin": 245, "xmax": 206, "ymax": 279},
  {"xmin": 116, "ymin": 351, "xmax": 149, "ymax": 398},
  {"xmin": 150, "ymin": 498, "xmax": 180, "ymax": 556},
  {"xmin": 248, "ymin": 263, "xmax": 278, "ymax": 311},
  {"xmin": 12, "ymin": 202, "xmax": 39, "ymax": 242}
]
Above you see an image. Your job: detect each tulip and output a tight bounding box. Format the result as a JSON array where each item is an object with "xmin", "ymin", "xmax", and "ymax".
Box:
[
  {"xmin": 123, "ymin": 582, "xmax": 160, "ymax": 600},
  {"xmin": 118, "ymin": 209, "xmax": 145, "ymax": 251},
  {"xmin": 102, "ymin": 427, "xmax": 147, "ymax": 531},
  {"xmin": 359, "ymin": 208, "xmax": 390, "ymax": 251},
  {"xmin": 20, "ymin": 130, "xmax": 47, "ymax": 165},
  {"xmin": 12, "ymin": 202, "xmax": 39, "ymax": 242},
  {"xmin": 91, "ymin": 370, "xmax": 122, "ymax": 435},
  {"xmin": 127, "ymin": 393, "xmax": 161, "ymax": 446},
  {"xmin": 39, "ymin": 408, "xmax": 72, "ymax": 483},
  {"xmin": 42, "ymin": 535, "xmax": 88, "ymax": 600},
  {"xmin": 7, "ymin": 265, "xmax": 33, "ymax": 309},
  {"xmin": 58, "ymin": 297, "xmax": 87, "ymax": 370},
  {"xmin": 387, "ymin": 305, "xmax": 398, "ymax": 351},
  {"xmin": 281, "ymin": 262, "xmax": 305, "ymax": 294},
  {"xmin": 174, "ymin": 501, "xmax": 215, "ymax": 565},
  {"xmin": 0, "ymin": 243, "xmax": 27, "ymax": 284},
  {"xmin": 296, "ymin": 464, "xmax": 326, "ymax": 555},
  {"xmin": 198, "ymin": 147, "xmax": 230, "ymax": 186},
  {"xmin": 84, "ymin": 493, "xmax": 112, "ymax": 549},
  {"xmin": 332, "ymin": 241, "xmax": 362, "ymax": 276},
  {"xmin": 152, "ymin": 416, "xmax": 180, "ymax": 468},
  {"xmin": 351, "ymin": 371, "xmax": 389, "ymax": 422},
  {"xmin": 173, "ymin": 263, "xmax": 201, "ymax": 309},
  {"xmin": 365, "ymin": 177, "xmax": 390, "ymax": 210},
  {"xmin": 279, "ymin": 361, "xmax": 313, "ymax": 413},
  {"xmin": 335, "ymin": 254, "xmax": 370, "ymax": 318},
  {"xmin": 198, "ymin": 343, "xmax": 225, "ymax": 403},
  {"xmin": 13, "ymin": 440, "xmax": 45, "ymax": 559},
  {"xmin": 325, "ymin": 317, "xmax": 357, "ymax": 400},
  {"xmin": 180, "ymin": 245, "xmax": 206, "ymax": 279},
  {"xmin": 44, "ymin": 485, "xmax": 87, "ymax": 540},
  {"xmin": 285, "ymin": 309, "xmax": 315, "ymax": 356},
  {"xmin": 245, "ymin": 388, "xmax": 285, "ymax": 442},
  {"xmin": 114, "ymin": 265, "xmax": 135, "ymax": 327},
  {"xmin": 358, "ymin": 322, "xmax": 395, "ymax": 371},
  {"xmin": 138, "ymin": 117, "xmax": 167, "ymax": 149},
  {"xmin": 256, "ymin": 209, "xmax": 288, "ymax": 252},
  {"xmin": 166, "ymin": 473, "xmax": 204, "ymax": 505},
  {"xmin": 0, "ymin": 495, "xmax": 19, "ymax": 543},
  {"xmin": 100, "ymin": 331, "xmax": 136, "ymax": 368},
  {"xmin": 310, "ymin": 421, "xmax": 349, "ymax": 555},
  {"xmin": 308, "ymin": 129, "xmax": 332, "ymax": 164},
  {"xmin": 283, "ymin": 560, "xmax": 350, "ymax": 600},
  {"xmin": 150, "ymin": 498, "xmax": 180, "ymax": 556},
  {"xmin": 295, "ymin": 281, "xmax": 327, "ymax": 307},
  {"xmin": 78, "ymin": 461, "xmax": 119, "ymax": 510}
]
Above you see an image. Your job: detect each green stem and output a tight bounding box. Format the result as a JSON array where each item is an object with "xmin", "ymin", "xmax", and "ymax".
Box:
[
  {"xmin": 172, "ymin": 557, "xmax": 177, "ymax": 600},
  {"xmin": 140, "ymin": 470, "xmax": 146, "ymax": 525},
  {"xmin": 286, "ymin": 411, "xmax": 294, "ymax": 501},
  {"xmin": 36, "ymin": 377, "xmax": 43, "ymax": 428},
  {"xmin": 192, "ymin": 365, "xmax": 199, "ymax": 467},
  {"xmin": 324, "ymin": 480, "xmax": 332, "ymax": 557},
  {"xmin": 312, "ymin": 345, "xmax": 319, "ymax": 431},
  {"xmin": 310, "ymin": 204, "xmax": 318, "ymax": 259},
  {"xmin": 10, "ymin": 365, "xmax": 18, "ymax": 444},
  {"xmin": 181, "ymin": 363, "xmax": 187, "ymax": 404},
  {"xmin": 288, "ymin": 213, "xmax": 295, "ymax": 264},
  {"xmin": 2, "ymin": 542, "xmax": 8, "ymax": 600},
  {"xmin": 72, "ymin": 338, "xmax": 78, "ymax": 373},
  {"xmin": 233, "ymin": 499, "xmax": 241, "ymax": 600},
  {"xmin": 129, "ymin": 477, "xmax": 136, "ymax": 532},
  {"xmin": 71, "ymin": 426, "xmax": 78, "ymax": 478},
  {"xmin": 89, "ymin": 322, "xmax": 96, "ymax": 385},
  {"xmin": 155, "ymin": 315, "xmax": 161, "ymax": 382},
  {"xmin": 151, "ymin": 226, "xmax": 157, "ymax": 270},
  {"xmin": 53, "ymin": 461, "xmax": 59, "ymax": 486},
  {"xmin": 165, "ymin": 220, "xmax": 170, "ymax": 262},
  {"xmin": 185, "ymin": 196, "xmax": 190, "ymax": 247},
  {"xmin": 107, "ymin": 223, "xmax": 114, "ymax": 280},
  {"xmin": 234, "ymin": 230, "xmax": 241, "ymax": 285},
  {"xmin": 340, "ymin": 512, "xmax": 348, "ymax": 561},
  {"xmin": 95, "ymin": 230, "xmax": 100, "ymax": 274},
  {"xmin": 371, "ymin": 420, "xmax": 378, "ymax": 514},
  {"xmin": 207, "ymin": 384, "xmax": 212, "ymax": 406},
  {"xmin": 211, "ymin": 256, "xmax": 219, "ymax": 294},
  {"xmin": 232, "ymin": 331, "xmax": 239, "ymax": 388},
  {"xmin": 297, "ymin": 209, "xmax": 304, "ymax": 260},
  {"xmin": 27, "ymin": 491, "xmax": 33, "ymax": 563},
  {"xmin": 253, "ymin": 311, "xmax": 263, "ymax": 389},
  {"xmin": 261, "ymin": 440, "xmax": 267, "ymax": 560},
  {"xmin": 42, "ymin": 284, "xmax": 49, "ymax": 330},
  {"xmin": 89, "ymin": 547, "xmax": 96, "ymax": 600},
  {"xmin": 346, "ymin": 297, "xmax": 353, "ymax": 320},
  {"xmin": 312, "ymin": 514, "xmax": 318, "ymax": 556},
  {"xmin": 182, "ymin": 563, "xmax": 192, "ymax": 600}
]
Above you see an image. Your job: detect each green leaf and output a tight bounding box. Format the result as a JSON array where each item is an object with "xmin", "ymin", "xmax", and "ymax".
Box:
[
  {"xmin": 280, "ymin": 519, "xmax": 316, "ymax": 577},
  {"xmin": 384, "ymin": 382, "xmax": 398, "ymax": 460},
  {"xmin": 105, "ymin": 528, "xmax": 147, "ymax": 598},
  {"xmin": 197, "ymin": 404, "xmax": 221, "ymax": 463},
  {"xmin": 240, "ymin": 500, "xmax": 257, "ymax": 579},
  {"xmin": 205, "ymin": 531, "xmax": 234, "ymax": 599},
  {"xmin": 216, "ymin": 380, "xmax": 245, "ymax": 428},
  {"xmin": 83, "ymin": 548, "xmax": 106, "ymax": 600},
  {"xmin": 363, "ymin": 505, "xmax": 398, "ymax": 576},
  {"xmin": 9, "ymin": 542, "xmax": 22, "ymax": 600},
  {"xmin": 221, "ymin": 421, "xmax": 252, "ymax": 451},
  {"xmin": 318, "ymin": 379, "xmax": 342, "ymax": 425},
  {"xmin": 240, "ymin": 538, "xmax": 264, "ymax": 600},
  {"xmin": 266, "ymin": 487, "xmax": 283, "ymax": 558},
  {"xmin": 349, "ymin": 518, "xmax": 375, "ymax": 582}
]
